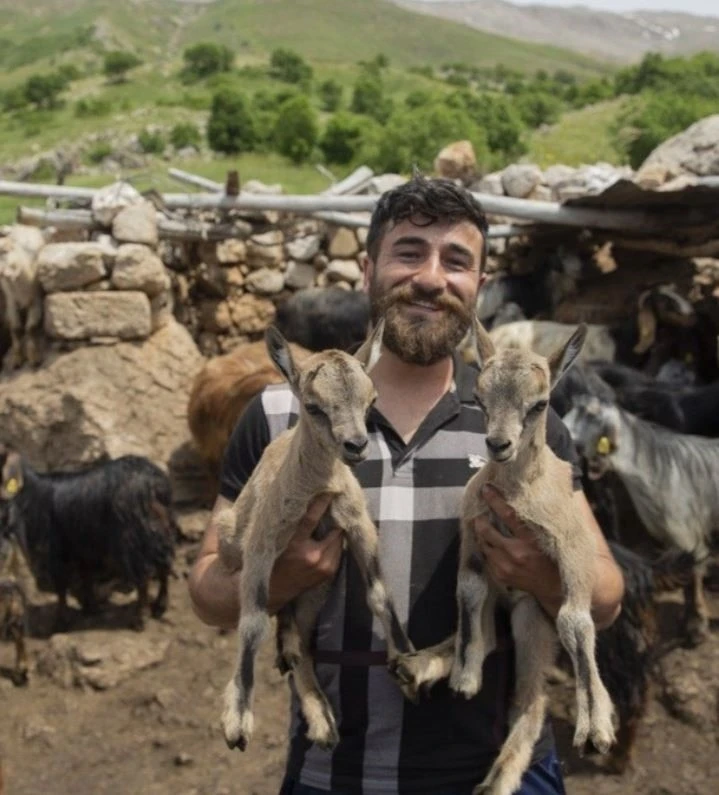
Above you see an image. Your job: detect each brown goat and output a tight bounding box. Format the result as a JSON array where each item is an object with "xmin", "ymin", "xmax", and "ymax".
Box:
[{"xmin": 187, "ymin": 340, "xmax": 312, "ymax": 474}]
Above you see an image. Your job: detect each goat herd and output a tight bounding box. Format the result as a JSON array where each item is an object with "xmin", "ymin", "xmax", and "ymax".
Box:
[{"xmin": 0, "ymin": 282, "xmax": 717, "ymax": 792}]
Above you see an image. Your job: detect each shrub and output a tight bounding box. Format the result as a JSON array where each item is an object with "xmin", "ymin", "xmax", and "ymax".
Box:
[
  {"xmin": 318, "ymin": 79, "xmax": 343, "ymax": 112},
  {"xmin": 350, "ymin": 68, "xmax": 393, "ymax": 123},
  {"xmin": 207, "ymin": 89, "xmax": 256, "ymax": 154},
  {"xmin": 273, "ymin": 95, "xmax": 318, "ymax": 164},
  {"xmin": 24, "ymin": 72, "xmax": 68, "ymax": 109},
  {"xmin": 75, "ymin": 97, "xmax": 113, "ymax": 117},
  {"xmin": 182, "ymin": 43, "xmax": 233, "ymax": 82},
  {"xmin": 103, "ymin": 51, "xmax": 142, "ymax": 83},
  {"xmin": 269, "ymin": 48, "xmax": 313, "ymax": 87},
  {"xmin": 87, "ymin": 141, "xmax": 113, "ymax": 164},
  {"xmin": 170, "ymin": 122, "xmax": 201, "ymax": 149},
  {"xmin": 320, "ymin": 112, "xmax": 365, "ymax": 165},
  {"xmin": 138, "ymin": 128, "xmax": 166, "ymax": 154}
]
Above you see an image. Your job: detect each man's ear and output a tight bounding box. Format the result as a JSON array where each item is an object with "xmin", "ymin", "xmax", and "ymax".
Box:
[
  {"xmin": 265, "ymin": 326, "xmax": 299, "ymax": 389},
  {"xmin": 360, "ymin": 252, "xmax": 373, "ymax": 293}
]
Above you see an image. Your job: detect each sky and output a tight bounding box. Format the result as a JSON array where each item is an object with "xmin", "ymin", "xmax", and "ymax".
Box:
[{"xmin": 423, "ymin": 0, "xmax": 717, "ymax": 17}]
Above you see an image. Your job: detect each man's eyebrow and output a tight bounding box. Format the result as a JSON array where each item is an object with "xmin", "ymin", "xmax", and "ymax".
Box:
[{"xmin": 391, "ymin": 235, "xmax": 427, "ymax": 248}]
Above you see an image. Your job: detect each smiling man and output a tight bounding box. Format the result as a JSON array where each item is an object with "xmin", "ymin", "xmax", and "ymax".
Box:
[{"xmin": 188, "ymin": 175, "xmax": 624, "ymax": 795}]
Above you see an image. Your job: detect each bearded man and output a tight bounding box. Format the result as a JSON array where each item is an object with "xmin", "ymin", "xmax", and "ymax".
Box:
[{"xmin": 188, "ymin": 175, "xmax": 623, "ymax": 795}]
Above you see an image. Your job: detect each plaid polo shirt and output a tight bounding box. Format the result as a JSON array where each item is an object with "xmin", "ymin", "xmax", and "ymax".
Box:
[{"xmin": 219, "ymin": 354, "xmax": 581, "ymax": 795}]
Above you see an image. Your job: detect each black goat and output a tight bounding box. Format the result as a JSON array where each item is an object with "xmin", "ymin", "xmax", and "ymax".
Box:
[
  {"xmin": 274, "ymin": 286, "xmax": 370, "ymax": 352},
  {"xmin": 0, "ymin": 446, "xmax": 178, "ymax": 632},
  {"xmin": 595, "ymin": 543, "xmax": 695, "ymax": 774}
]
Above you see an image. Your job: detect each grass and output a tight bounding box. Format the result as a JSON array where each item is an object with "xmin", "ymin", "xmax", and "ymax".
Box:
[
  {"xmin": 0, "ymin": 153, "xmax": 340, "ymax": 225},
  {"xmin": 527, "ymin": 98, "xmax": 629, "ymax": 168}
]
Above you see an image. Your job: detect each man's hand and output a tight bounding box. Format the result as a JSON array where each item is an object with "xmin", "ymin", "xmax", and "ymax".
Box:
[
  {"xmin": 474, "ymin": 484, "xmax": 564, "ymax": 616},
  {"xmin": 268, "ymin": 493, "xmax": 344, "ymax": 612}
]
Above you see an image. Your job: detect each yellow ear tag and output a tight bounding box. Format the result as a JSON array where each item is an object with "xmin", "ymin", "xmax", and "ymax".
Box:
[
  {"xmin": 5, "ymin": 477, "xmax": 19, "ymax": 495},
  {"xmin": 596, "ymin": 436, "xmax": 611, "ymax": 455}
]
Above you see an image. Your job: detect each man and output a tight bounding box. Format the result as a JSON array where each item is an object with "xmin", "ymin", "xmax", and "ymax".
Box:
[{"xmin": 188, "ymin": 175, "xmax": 624, "ymax": 795}]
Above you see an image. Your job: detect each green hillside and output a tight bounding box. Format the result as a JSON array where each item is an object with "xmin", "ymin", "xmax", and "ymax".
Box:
[{"xmin": 0, "ymin": 0, "xmax": 608, "ymax": 78}]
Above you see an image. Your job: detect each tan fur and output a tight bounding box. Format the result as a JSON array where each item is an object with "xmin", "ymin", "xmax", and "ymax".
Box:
[
  {"xmin": 392, "ymin": 320, "xmax": 615, "ymax": 795},
  {"xmin": 187, "ymin": 340, "xmax": 312, "ymax": 474},
  {"xmin": 216, "ymin": 322, "xmax": 414, "ymax": 753}
]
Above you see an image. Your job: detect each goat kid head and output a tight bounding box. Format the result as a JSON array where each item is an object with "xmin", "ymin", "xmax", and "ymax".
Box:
[
  {"xmin": 634, "ymin": 283, "xmax": 696, "ymax": 356},
  {"xmin": 468, "ymin": 318, "xmax": 587, "ymax": 464},
  {"xmin": 265, "ymin": 320, "xmax": 384, "ymax": 466},
  {"xmin": 563, "ymin": 397, "xmax": 620, "ymax": 480}
]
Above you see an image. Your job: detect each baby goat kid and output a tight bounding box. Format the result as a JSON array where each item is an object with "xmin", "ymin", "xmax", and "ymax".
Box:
[
  {"xmin": 393, "ymin": 320, "xmax": 615, "ymax": 795},
  {"xmin": 216, "ymin": 321, "xmax": 414, "ymax": 753}
]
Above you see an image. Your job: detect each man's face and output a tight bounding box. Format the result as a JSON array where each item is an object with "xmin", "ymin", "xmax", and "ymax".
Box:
[{"xmin": 363, "ymin": 216, "xmax": 485, "ymax": 365}]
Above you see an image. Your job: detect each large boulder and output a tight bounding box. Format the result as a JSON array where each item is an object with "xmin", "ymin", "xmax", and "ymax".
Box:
[
  {"xmin": 434, "ymin": 140, "xmax": 478, "ymax": 184},
  {"xmin": 0, "ymin": 319, "xmax": 205, "ymax": 503},
  {"xmin": 640, "ymin": 114, "xmax": 719, "ymax": 179},
  {"xmin": 44, "ymin": 291, "xmax": 152, "ymax": 340}
]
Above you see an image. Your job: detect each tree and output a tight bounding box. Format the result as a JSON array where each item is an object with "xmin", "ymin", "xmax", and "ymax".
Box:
[
  {"xmin": 170, "ymin": 122, "xmax": 201, "ymax": 149},
  {"xmin": 269, "ymin": 48, "xmax": 313, "ymax": 87},
  {"xmin": 350, "ymin": 68, "xmax": 392, "ymax": 123},
  {"xmin": 24, "ymin": 72, "xmax": 68, "ymax": 109},
  {"xmin": 103, "ymin": 51, "xmax": 142, "ymax": 83},
  {"xmin": 320, "ymin": 112, "xmax": 365, "ymax": 165},
  {"xmin": 207, "ymin": 89, "xmax": 256, "ymax": 154},
  {"xmin": 273, "ymin": 95, "xmax": 318, "ymax": 164},
  {"xmin": 318, "ymin": 79, "xmax": 343, "ymax": 112},
  {"xmin": 182, "ymin": 43, "xmax": 234, "ymax": 82}
]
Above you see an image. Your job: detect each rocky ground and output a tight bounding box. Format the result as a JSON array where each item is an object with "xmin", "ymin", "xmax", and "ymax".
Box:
[{"xmin": 1, "ymin": 513, "xmax": 717, "ymax": 795}]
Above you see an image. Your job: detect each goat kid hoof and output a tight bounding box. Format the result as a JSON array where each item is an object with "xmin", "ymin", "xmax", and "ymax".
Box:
[
  {"xmin": 310, "ymin": 725, "xmax": 340, "ymax": 751},
  {"xmin": 150, "ymin": 602, "xmax": 167, "ymax": 620},
  {"xmin": 449, "ymin": 668, "xmax": 480, "ymax": 700},
  {"xmin": 11, "ymin": 670, "xmax": 29, "ymax": 687}
]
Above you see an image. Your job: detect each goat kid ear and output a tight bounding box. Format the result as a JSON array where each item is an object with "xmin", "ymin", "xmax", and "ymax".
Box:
[
  {"xmin": 1, "ymin": 451, "xmax": 23, "ymax": 500},
  {"xmin": 265, "ymin": 326, "xmax": 299, "ymax": 388},
  {"xmin": 355, "ymin": 317, "xmax": 385, "ymax": 373},
  {"xmin": 548, "ymin": 324, "xmax": 587, "ymax": 389},
  {"xmin": 467, "ymin": 315, "xmax": 496, "ymax": 370}
]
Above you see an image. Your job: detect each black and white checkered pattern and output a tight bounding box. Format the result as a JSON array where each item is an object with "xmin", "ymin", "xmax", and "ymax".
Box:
[{"xmin": 220, "ymin": 356, "xmax": 579, "ymax": 794}]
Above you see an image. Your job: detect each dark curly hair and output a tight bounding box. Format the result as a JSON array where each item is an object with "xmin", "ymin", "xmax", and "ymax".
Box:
[{"xmin": 366, "ymin": 174, "xmax": 489, "ymax": 269}]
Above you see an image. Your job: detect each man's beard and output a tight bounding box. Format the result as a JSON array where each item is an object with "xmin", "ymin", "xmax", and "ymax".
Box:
[{"xmin": 369, "ymin": 280, "xmax": 474, "ymax": 365}]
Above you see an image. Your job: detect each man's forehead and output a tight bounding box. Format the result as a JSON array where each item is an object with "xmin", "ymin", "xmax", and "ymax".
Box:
[{"xmin": 382, "ymin": 215, "xmax": 483, "ymax": 248}]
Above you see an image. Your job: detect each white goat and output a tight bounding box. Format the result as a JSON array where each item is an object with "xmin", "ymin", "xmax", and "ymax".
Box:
[
  {"xmin": 216, "ymin": 320, "xmax": 414, "ymax": 753},
  {"xmin": 564, "ymin": 396, "xmax": 718, "ymax": 645},
  {"xmin": 392, "ymin": 319, "xmax": 615, "ymax": 795},
  {"xmin": 0, "ymin": 225, "xmax": 46, "ymax": 371}
]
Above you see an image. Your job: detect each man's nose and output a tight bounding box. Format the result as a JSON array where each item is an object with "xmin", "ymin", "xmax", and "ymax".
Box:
[{"xmin": 412, "ymin": 252, "xmax": 445, "ymax": 292}]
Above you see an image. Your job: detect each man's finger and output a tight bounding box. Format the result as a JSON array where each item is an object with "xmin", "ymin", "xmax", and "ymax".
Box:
[
  {"xmin": 317, "ymin": 527, "xmax": 343, "ymax": 551},
  {"xmin": 477, "ymin": 523, "xmax": 513, "ymax": 551},
  {"xmin": 295, "ymin": 493, "xmax": 334, "ymax": 540},
  {"xmin": 481, "ymin": 485, "xmax": 533, "ymax": 540}
]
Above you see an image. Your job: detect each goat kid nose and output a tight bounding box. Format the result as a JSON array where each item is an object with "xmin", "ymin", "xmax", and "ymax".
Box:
[
  {"xmin": 343, "ymin": 437, "xmax": 369, "ymax": 457},
  {"xmin": 486, "ymin": 437, "xmax": 512, "ymax": 455}
]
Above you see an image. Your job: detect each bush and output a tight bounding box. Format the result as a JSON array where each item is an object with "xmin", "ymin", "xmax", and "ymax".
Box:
[
  {"xmin": 273, "ymin": 95, "xmax": 318, "ymax": 164},
  {"xmin": 182, "ymin": 43, "xmax": 233, "ymax": 82},
  {"xmin": 269, "ymin": 48, "xmax": 313, "ymax": 87},
  {"xmin": 320, "ymin": 112, "xmax": 366, "ymax": 165},
  {"xmin": 75, "ymin": 97, "xmax": 113, "ymax": 117},
  {"xmin": 318, "ymin": 79, "xmax": 343, "ymax": 112},
  {"xmin": 365, "ymin": 101, "xmax": 490, "ymax": 174},
  {"xmin": 103, "ymin": 51, "xmax": 142, "ymax": 83},
  {"xmin": 207, "ymin": 89, "xmax": 256, "ymax": 154},
  {"xmin": 2, "ymin": 85, "xmax": 28, "ymax": 112},
  {"xmin": 138, "ymin": 128, "xmax": 165, "ymax": 154},
  {"xmin": 87, "ymin": 141, "xmax": 113, "ymax": 164},
  {"xmin": 350, "ymin": 68, "xmax": 393, "ymax": 123},
  {"xmin": 515, "ymin": 92, "xmax": 563, "ymax": 128},
  {"xmin": 170, "ymin": 122, "xmax": 201, "ymax": 149},
  {"xmin": 24, "ymin": 71, "xmax": 68, "ymax": 109}
]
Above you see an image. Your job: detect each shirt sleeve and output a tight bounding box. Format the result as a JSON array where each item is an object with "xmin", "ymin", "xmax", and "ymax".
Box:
[
  {"xmin": 545, "ymin": 406, "xmax": 583, "ymax": 491},
  {"xmin": 218, "ymin": 393, "xmax": 272, "ymax": 502}
]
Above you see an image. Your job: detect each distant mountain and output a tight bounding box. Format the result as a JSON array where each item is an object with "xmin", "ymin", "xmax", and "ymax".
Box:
[{"xmin": 390, "ymin": 0, "xmax": 719, "ymax": 63}]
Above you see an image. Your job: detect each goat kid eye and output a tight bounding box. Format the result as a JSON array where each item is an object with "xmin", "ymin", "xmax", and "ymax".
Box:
[
  {"xmin": 304, "ymin": 404, "xmax": 325, "ymax": 417},
  {"xmin": 527, "ymin": 400, "xmax": 548, "ymax": 416}
]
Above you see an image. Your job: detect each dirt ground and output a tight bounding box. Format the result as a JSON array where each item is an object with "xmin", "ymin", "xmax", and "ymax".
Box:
[{"xmin": 1, "ymin": 514, "xmax": 717, "ymax": 795}]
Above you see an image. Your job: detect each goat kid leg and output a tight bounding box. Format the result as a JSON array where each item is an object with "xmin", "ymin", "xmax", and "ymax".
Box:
[
  {"xmin": 555, "ymin": 590, "xmax": 615, "ymax": 754},
  {"xmin": 475, "ymin": 597, "xmax": 555, "ymax": 795},
  {"xmin": 221, "ymin": 559, "xmax": 272, "ymax": 751},
  {"xmin": 389, "ymin": 635, "xmax": 456, "ymax": 701},
  {"xmin": 11, "ymin": 624, "xmax": 29, "ymax": 686},
  {"xmin": 132, "ymin": 578, "xmax": 149, "ymax": 631},
  {"xmin": 684, "ymin": 561, "xmax": 709, "ymax": 646},
  {"xmin": 286, "ymin": 584, "xmax": 340, "ymax": 749},
  {"xmin": 151, "ymin": 567, "xmax": 170, "ymax": 619},
  {"xmin": 450, "ymin": 527, "xmax": 492, "ymax": 700}
]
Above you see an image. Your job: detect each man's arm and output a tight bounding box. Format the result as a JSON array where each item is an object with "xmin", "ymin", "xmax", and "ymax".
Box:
[
  {"xmin": 474, "ymin": 485, "xmax": 624, "ymax": 630},
  {"xmin": 188, "ymin": 493, "xmax": 344, "ymax": 630}
]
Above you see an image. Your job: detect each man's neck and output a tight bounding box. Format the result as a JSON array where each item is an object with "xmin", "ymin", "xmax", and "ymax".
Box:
[{"xmin": 371, "ymin": 349, "xmax": 455, "ymax": 444}]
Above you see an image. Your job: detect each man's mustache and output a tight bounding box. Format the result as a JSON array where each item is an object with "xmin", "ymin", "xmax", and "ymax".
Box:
[{"xmin": 381, "ymin": 283, "xmax": 470, "ymax": 317}]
